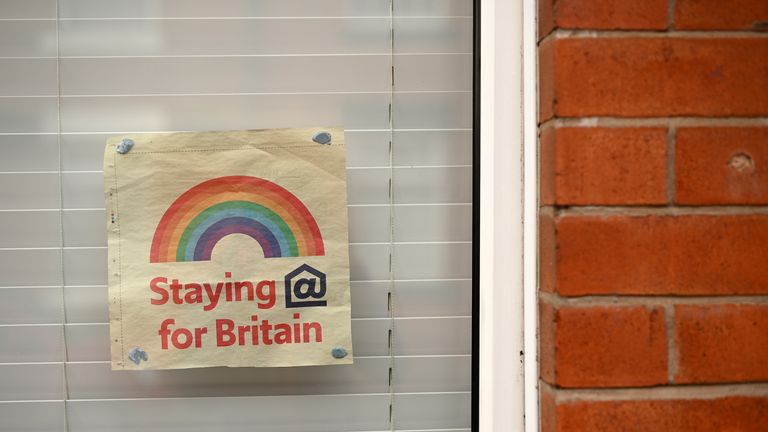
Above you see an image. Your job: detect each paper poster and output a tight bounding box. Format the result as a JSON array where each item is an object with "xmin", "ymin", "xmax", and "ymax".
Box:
[{"xmin": 104, "ymin": 127, "xmax": 352, "ymax": 370}]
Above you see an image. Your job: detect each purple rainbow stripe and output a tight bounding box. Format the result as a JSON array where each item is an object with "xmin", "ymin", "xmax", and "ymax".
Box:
[{"xmin": 193, "ymin": 217, "xmax": 281, "ymax": 261}]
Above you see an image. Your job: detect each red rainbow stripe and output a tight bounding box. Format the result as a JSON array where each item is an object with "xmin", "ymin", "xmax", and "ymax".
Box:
[{"xmin": 150, "ymin": 176, "xmax": 324, "ymax": 262}]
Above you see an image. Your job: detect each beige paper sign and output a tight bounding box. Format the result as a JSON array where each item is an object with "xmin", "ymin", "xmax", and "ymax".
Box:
[{"xmin": 104, "ymin": 127, "xmax": 352, "ymax": 370}]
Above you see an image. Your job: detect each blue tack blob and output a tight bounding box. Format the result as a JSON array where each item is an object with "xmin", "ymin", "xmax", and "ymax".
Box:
[
  {"xmin": 116, "ymin": 138, "xmax": 135, "ymax": 154},
  {"xmin": 128, "ymin": 347, "xmax": 148, "ymax": 365},
  {"xmin": 312, "ymin": 131, "xmax": 332, "ymax": 145},
  {"xmin": 331, "ymin": 346, "xmax": 348, "ymax": 359}
]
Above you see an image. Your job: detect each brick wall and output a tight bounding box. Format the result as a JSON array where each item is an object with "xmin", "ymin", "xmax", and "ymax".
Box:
[{"xmin": 538, "ymin": 1, "xmax": 768, "ymax": 430}]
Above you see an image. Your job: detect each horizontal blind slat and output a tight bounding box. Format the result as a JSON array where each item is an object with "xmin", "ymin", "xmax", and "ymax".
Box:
[
  {"xmin": 0, "ymin": 363, "xmax": 64, "ymax": 401},
  {"xmin": 2, "ymin": 317, "xmax": 470, "ymax": 362},
  {"xmin": 0, "ymin": 59, "xmax": 57, "ymax": 96},
  {"xmin": 64, "ymin": 286, "xmax": 107, "ymax": 324},
  {"xmin": 47, "ymin": 55, "xmax": 469, "ymax": 95},
  {"xmin": 61, "ymin": 393, "xmax": 470, "ymax": 432},
  {"xmin": 0, "ymin": 243, "xmax": 471, "ymax": 287},
  {"xmin": 0, "ymin": 166, "xmax": 471, "ymax": 212},
  {"xmin": 24, "ymin": 242, "xmax": 473, "ymax": 286},
  {"xmin": 0, "ymin": 95, "xmax": 470, "ymax": 134},
  {"xmin": 53, "ymin": 356, "xmax": 468, "ymax": 399},
  {"xmin": 59, "ymin": 0, "xmax": 393, "ymax": 19},
  {"xmin": 350, "ymin": 166, "xmax": 472, "ymax": 205},
  {"xmin": 0, "ymin": 279, "xmax": 471, "ymax": 324},
  {"xmin": 59, "ymin": 56, "xmax": 391, "ymax": 95},
  {"xmin": 57, "ymin": 0, "xmax": 472, "ymax": 19},
  {"xmin": 0, "ymin": 325, "xmax": 64, "ymax": 362},
  {"xmin": 59, "ymin": 19, "xmax": 393, "ymax": 57},
  {"xmin": 0, "ymin": 173, "xmax": 60, "ymax": 209},
  {"xmin": 49, "ymin": 130, "xmax": 469, "ymax": 171},
  {"xmin": 64, "ymin": 93, "xmax": 469, "ymax": 132},
  {"xmin": 47, "ymin": 166, "xmax": 471, "ymax": 209},
  {"xmin": 396, "ymin": 393, "xmax": 471, "ymax": 430},
  {"xmin": 53, "ymin": 18, "xmax": 469, "ymax": 57},
  {"xmin": 0, "ymin": 135, "xmax": 59, "ymax": 171},
  {"xmin": 0, "ymin": 249, "xmax": 62, "ymax": 286},
  {"xmin": 0, "ymin": 98, "xmax": 58, "ymax": 133},
  {"xmin": 0, "ymin": 21, "xmax": 56, "ymax": 57},
  {"xmin": 394, "ymin": 0, "xmax": 473, "ymax": 17},
  {"xmin": 0, "ymin": 211, "xmax": 61, "ymax": 247},
  {"xmin": 61, "ymin": 248, "xmax": 104, "ymax": 286},
  {"xmin": 350, "ymin": 205, "xmax": 472, "ymax": 243},
  {"xmin": 0, "ymin": 400, "xmax": 65, "ymax": 432},
  {"xmin": 351, "ymin": 243, "xmax": 473, "ymax": 281},
  {"xmin": 0, "ymin": 0, "xmax": 56, "ymax": 20},
  {"xmin": 0, "ymin": 287, "xmax": 63, "ymax": 324},
  {"xmin": 67, "ymin": 394, "xmax": 390, "ymax": 432},
  {"xmin": 58, "ymin": 93, "xmax": 393, "ymax": 132},
  {"xmin": 62, "ymin": 209, "xmax": 105, "ymax": 247},
  {"xmin": 392, "ymin": 243, "xmax": 472, "ymax": 280},
  {"xmin": 352, "ymin": 280, "xmax": 472, "ymax": 319}
]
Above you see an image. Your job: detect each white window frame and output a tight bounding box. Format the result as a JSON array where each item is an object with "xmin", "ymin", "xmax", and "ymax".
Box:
[{"xmin": 478, "ymin": 0, "xmax": 539, "ymax": 430}]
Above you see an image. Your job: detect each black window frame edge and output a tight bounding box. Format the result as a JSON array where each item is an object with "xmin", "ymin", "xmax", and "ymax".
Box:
[{"xmin": 471, "ymin": 0, "xmax": 480, "ymax": 430}]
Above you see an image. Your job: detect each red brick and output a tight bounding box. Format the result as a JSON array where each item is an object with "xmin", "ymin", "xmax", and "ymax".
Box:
[
  {"xmin": 540, "ymin": 386, "xmax": 556, "ymax": 432},
  {"xmin": 539, "ymin": 302, "xmax": 556, "ymax": 383},
  {"xmin": 556, "ymin": 215, "xmax": 768, "ymax": 295},
  {"xmin": 676, "ymin": 0, "xmax": 768, "ymax": 30},
  {"xmin": 539, "ymin": 38, "xmax": 556, "ymax": 122},
  {"xmin": 540, "ymin": 127, "xmax": 556, "ymax": 205},
  {"xmin": 539, "ymin": 0, "xmax": 555, "ymax": 39},
  {"xmin": 553, "ymin": 0, "xmax": 668, "ymax": 30},
  {"xmin": 542, "ymin": 127, "xmax": 668, "ymax": 205},
  {"xmin": 556, "ymin": 397, "xmax": 768, "ymax": 431},
  {"xmin": 548, "ymin": 38, "xmax": 768, "ymax": 117},
  {"xmin": 676, "ymin": 127, "xmax": 768, "ymax": 205},
  {"xmin": 539, "ymin": 213, "xmax": 557, "ymax": 293},
  {"xmin": 675, "ymin": 304, "xmax": 768, "ymax": 383},
  {"xmin": 544, "ymin": 304, "xmax": 668, "ymax": 388}
]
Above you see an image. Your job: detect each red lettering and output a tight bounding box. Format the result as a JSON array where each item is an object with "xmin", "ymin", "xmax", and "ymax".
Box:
[
  {"xmin": 257, "ymin": 280, "xmax": 276, "ymax": 309},
  {"xmin": 148, "ymin": 274, "xmax": 277, "ymax": 311},
  {"xmin": 171, "ymin": 328, "xmax": 193, "ymax": 349},
  {"xmin": 237, "ymin": 325, "xmax": 251, "ymax": 345},
  {"xmin": 194, "ymin": 326, "xmax": 207, "ymax": 348},
  {"xmin": 234, "ymin": 280, "xmax": 254, "ymax": 302},
  {"xmin": 203, "ymin": 283, "xmax": 224, "ymax": 311},
  {"xmin": 216, "ymin": 319, "xmax": 236, "ymax": 346},
  {"xmin": 273, "ymin": 323, "xmax": 291, "ymax": 344},
  {"xmin": 260, "ymin": 319, "xmax": 273, "ymax": 345},
  {"xmin": 303, "ymin": 322, "xmax": 323, "ymax": 343},
  {"xmin": 184, "ymin": 283, "xmax": 203, "ymax": 304},
  {"xmin": 170, "ymin": 279, "xmax": 183, "ymax": 304},
  {"xmin": 158, "ymin": 318, "xmax": 175, "ymax": 349},
  {"xmin": 150, "ymin": 277, "xmax": 169, "ymax": 305}
]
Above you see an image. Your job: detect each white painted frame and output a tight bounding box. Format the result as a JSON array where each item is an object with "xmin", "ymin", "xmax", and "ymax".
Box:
[{"xmin": 478, "ymin": 0, "xmax": 539, "ymax": 430}]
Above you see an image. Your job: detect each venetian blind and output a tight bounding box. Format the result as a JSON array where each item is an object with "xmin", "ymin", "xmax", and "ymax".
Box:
[{"xmin": 0, "ymin": 0, "xmax": 472, "ymax": 430}]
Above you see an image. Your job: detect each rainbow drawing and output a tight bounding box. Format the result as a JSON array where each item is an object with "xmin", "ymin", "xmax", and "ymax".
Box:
[{"xmin": 150, "ymin": 176, "xmax": 324, "ymax": 262}]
